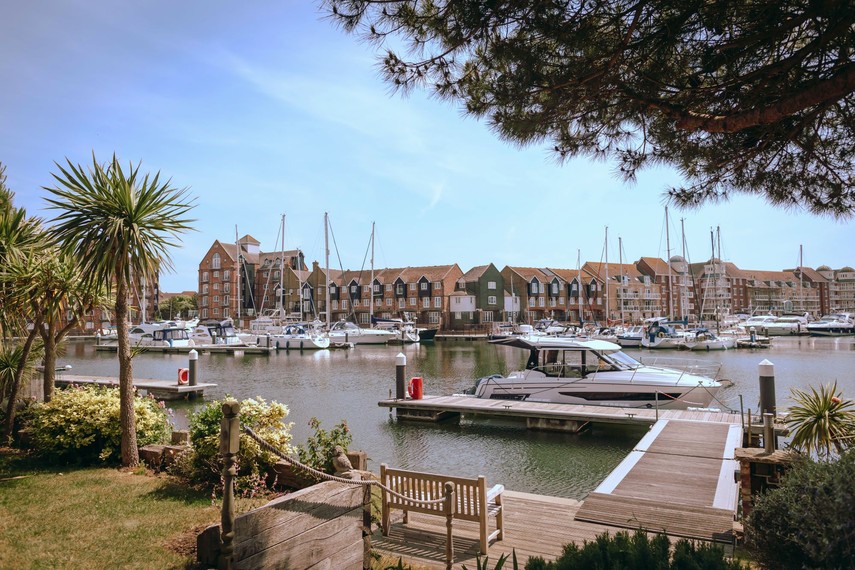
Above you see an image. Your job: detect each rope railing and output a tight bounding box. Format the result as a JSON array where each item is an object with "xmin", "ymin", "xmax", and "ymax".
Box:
[{"xmin": 218, "ymin": 402, "xmax": 456, "ymax": 570}]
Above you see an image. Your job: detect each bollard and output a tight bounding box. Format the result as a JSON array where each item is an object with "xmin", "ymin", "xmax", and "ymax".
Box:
[
  {"xmin": 758, "ymin": 359, "xmax": 776, "ymax": 416},
  {"xmin": 219, "ymin": 400, "xmax": 240, "ymax": 570},
  {"xmin": 443, "ymin": 481, "xmax": 456, "ymax": 570},
  {"xmin": 395, "ymin": 353, "xmax": 406, "ymax": 400},
  {"xmin": 750, "ymin": 326, "xmax": 757, "ymax": 343},
  {"xmin": 188, "ymin": 349, "xmax": 199, "ymax": 400},
  {"xmin": 763, "ymin": 412, "xmax": 775, "ymax": 453}
]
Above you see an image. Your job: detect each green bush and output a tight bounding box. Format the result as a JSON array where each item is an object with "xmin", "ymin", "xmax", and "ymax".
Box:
[
  {"xmin": 171, "ymin": 396, "xmax": 293, "ymax": 496},
  {"xmin": 524, "ymin": 530, "xmax": 743, "ymax": 569},
  {"xmin": 22, "ymin": 385, "xmax": 170, "ymax": 464},
  {"xmin": 296, "ymin": 416, "xmax": 352, "ymax": 473},
  {"xmin": 746, "ymin": 449, "xmax": 855, "ymax": 569}
]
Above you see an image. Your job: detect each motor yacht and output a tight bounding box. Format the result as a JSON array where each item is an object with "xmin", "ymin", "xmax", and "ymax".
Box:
[
  {"xmin": 127, "ymin": 323, "xmax": 193, "ymax": 348},
  {"xmin": 806, "ymin": 313, "xmax": 855, "ymax": 337},
  {"xmin": 760, "ymin": 314, "xmax": 810, "ymax": 336},
  {"xmin": 465, "ymin": 335, "xmax": 722, "ymax": 409},
  {"xmin": 269, "ymin": 324, "xmax": 330, "ymax": 350},
  {"xmin": 615, "ymin": 325, "xmax": 644, "ymax": 348},
  {"xmin": 328, "ymin": 320, "xmax": 397, "ymax": 345},
  {"xmin": 682, "ymin": 328, "xmax": 736, "ymax": 351}
]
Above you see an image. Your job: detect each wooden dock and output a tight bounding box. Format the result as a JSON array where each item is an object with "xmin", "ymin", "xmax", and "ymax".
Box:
[
  {"xmin": 378, "ymin": 394, "xmax": 743, "ymax": 431},
  {"xmin": 375, "ymin": 396, "xmax": 743, "ymax": 567},
  {"xmin": 56, "ymin": 374, "xmax": 216, "ymax": 400}
]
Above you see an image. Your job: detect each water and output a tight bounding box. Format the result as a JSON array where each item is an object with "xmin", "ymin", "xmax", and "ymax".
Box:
[{"xmin": 60, "ymin": 336, "xmax": 855, "ymax": 499}]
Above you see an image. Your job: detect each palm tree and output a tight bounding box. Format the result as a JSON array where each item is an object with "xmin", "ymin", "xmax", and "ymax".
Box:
[
  {"xmin": 786, "ymin": 382, "xmax": 855, "ymax": 460},
  {"xmin": 45, "ymin": 154, "xmax": 194, "ymax": 467}
]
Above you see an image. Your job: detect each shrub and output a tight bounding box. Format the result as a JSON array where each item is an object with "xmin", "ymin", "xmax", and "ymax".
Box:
[
  {"xmin": 296, "ymin": 416, "xmax": 352, "ymax": 473},
  {"xmin": 171, "ymin": 396, "xmax": 293, "ymax": 496},
  {"xmin": 22, "ymin": 385, "xmax": 170, "ymax": 463},
  {"xmin": 523, "ymin": 530, "xmax": 743, "ymax": 569},
  {"xmin": 746, "ymin": 449, "xmax": 855, "ymax": 569}
]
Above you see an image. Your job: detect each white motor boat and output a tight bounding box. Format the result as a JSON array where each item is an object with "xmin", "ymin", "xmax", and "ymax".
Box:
[
  {"xmin": 465, "ymin": 335, "xmax": 722, "ymax": 409},
  {"xmin": 191, "ymin": 319, "xmax": 254, "ymax": 346},
  {"xmin": 760, "ymin": 314, "xmax": 810, "ymax": 336},
  {"xmin": 372, "ymin": 317, "xmax": 420, "ymax": 343},
  {"xmin": 737, "ymin": 314, "xmax": 778, "ymax": 333},
  {"xmin": 328, "ymin": 320, "xmax": 397, "ymax": 345},
  {"xmin": 269, "ymin": 324, "xmax": 330, "ymax": 350},
  {"xmin": 682, "ymin": 329, "xmax": 736, "ymax": 351},
  {"xmin": 128, "ymin": 323, "xmax": 194, "ymax": 348},
  {"xmin": 615, "ymin": 325, "xmax": 644, "ymax": 348},
  {"xmin": 807, "ymin": 313, "xmax": 855, "ymax": 337}
]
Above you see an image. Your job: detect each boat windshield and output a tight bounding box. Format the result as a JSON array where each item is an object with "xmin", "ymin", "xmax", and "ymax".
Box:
[{"xmin": 605, "ymin": 350, "xmax": 642, "ymax": 369}]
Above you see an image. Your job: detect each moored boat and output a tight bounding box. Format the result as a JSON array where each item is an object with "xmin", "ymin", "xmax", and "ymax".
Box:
[
  {"xmin": 465, "ymin": 335, "xmax": 722, "ymax": 409},
  {"xmin": 328, "ymin": 320, "xmax": 396, "ymax": 345},
  {"xmin": 806, "ymin": 312, "xmax": 855, "ymax": 337}
]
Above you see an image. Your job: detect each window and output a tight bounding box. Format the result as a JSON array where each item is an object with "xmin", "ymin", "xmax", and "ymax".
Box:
[
  {"xmin": 212, "ymin": 253, "xmax": 221, "ymax": 269},
  {"xmin": 398, "ymin": 299, "xmax": 405, "ymax": 309},
  {"xmin": 385, "ymin": 298, "xmax": 392, "ymax": 306},
  {"xmin": 373, "ymin": 283, "xmax": 380, "ymax": 293},
  {"xmin": 223, "ymin": 295, "xmax": 229, "ymax": 306},
  {"xmin": 454, "ymin": 311, "xmax": 462, "ymax": 319},
  {"xmin": 531, "ymin": 281, "xmax": 540, "ymax": 294},
  {"xmin": 559, "ymin": 296, "xmax": 564, "ymax": 305},
  {"xmin": 202, "ymin": 271, "xmax": 209, "ymax": 282},
  {"xmin": 201, "ymin": 309, "xmax": 208, "ymax": 319},
  {"xmin": 433, "ymin": 282, "xmax": 441, "ymax": 290},
  {"xmin": 213, "ymin": 296, "xmax": 219, "ymax": 304},
  {"xmin": 483, "ymin": 311, "xmax": 494, "ymax": 322},
  {"xmin": 213, "ymin": 308, "xmax": 220, "ymax": 317},
  {"xmin": 274, "ymin": 270, "xmax": 280, "ymax": 279},
  {"xmin": 488, "ymin": 281, "xmax": 496, "ymax": 290},
  {"xmin": 385, "ymin": 284, "xmax": 392, "ymax": 292},
  {"xmin": 409, "ymin": 283, "xmax": 416, "ymax": 291},
  {"xmin": 551, "ymin": 282, "xmax": 558, "ymax": 295},
  {"xmin": 396, "ymin": 285, "xmax": 404, "ymax": 295},
  {"xmin": 539, "ymin": 297, "xmax": 545, "ymax": 307},
  {"xmin": 421, "ymin": 282, "xmax": 428, "ymax": 291},
  {"xmin": 213, "ymin": 270, "xmax": 219, "ymax": 279},
  {"xmin": 488, "ymin": 295, "xmax": 497, "ymax": 305},
  {"xmin": 224, "ymin": 270, "xmax": 230, "ymax": 280},
  {"xmin": 351, "ymin": 285, "xmax": 358, "ymax": 294},
  {"xmin": 434, "ymin": 297, "xmax": 441, "ymax": 308},
  {"xmin": 202, "ymin": 284, "xmax": 209, "ymax": 294},
  {"xmin": 428, "ymin": 312, "xmax": 440, "ymax": 324},
  {"xmin": 409, "ymin": 297, "xmax": 416, "ymax": 306},
  {"xmin": 353, "ymin": 299, "xmax": 360, "ymax": 307},
  {"xmin": 213, "ymin": 282, "xmax": 219, "ymax": 291},
  {"xmin": 223, "ymin": 283, "xmax": 230, "ymax": 293},
  {"xmin": 529, "ymin": 298, "xmax": 535, "ymax": 307},
  {"xmin": 223, "ymin": 308, "xmax": 230, "ymax": 318},
  {"xmin": 342, "ymin": 300, "xmax": 348, "ymax": 310},
  {"xmin": 332, "ymin": 300, "xmax": 338, "ymax": 310}
]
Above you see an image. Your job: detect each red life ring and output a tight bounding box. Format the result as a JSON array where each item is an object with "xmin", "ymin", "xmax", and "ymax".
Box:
[{"xmin": 178, "ymin": 368, "xmax": 189, "ymax": 385}]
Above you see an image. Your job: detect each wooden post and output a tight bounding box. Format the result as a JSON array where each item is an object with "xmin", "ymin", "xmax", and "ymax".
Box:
[
  {"xmin": 444, "ymin": 481, "xmax": 455, "ymax": 570},
  {"xmin": 219, "ymin": 400, "xmax": 240, "ymax": 570},
  {"xmin": 362, "ymin": 484, "xmax": 372, "ymax": 570},
  {"xmin": 758, "ymin": 359, "xmax": 776, "ymax": 416}
]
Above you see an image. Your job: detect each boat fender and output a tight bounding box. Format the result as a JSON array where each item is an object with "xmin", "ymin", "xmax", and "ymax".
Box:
[
  {"xmin": 657, "ymin": 332, "xmax": 665, "ymax": 338},
  {"xmin": 300, "ymin": 341, "xmax": 304, "ymax": 350},
  {"xmin": 286, "ymin": 341, "xmax": 290, "ymax": 350},
  {"xmin": 275, "ymin": 341, "xmax": 280, "ymax": 350}
]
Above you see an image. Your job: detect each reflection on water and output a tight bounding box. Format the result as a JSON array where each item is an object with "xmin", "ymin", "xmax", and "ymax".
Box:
[{"xmin": 60, "ymin": 335, "xmax": 855, "ymax": 499}]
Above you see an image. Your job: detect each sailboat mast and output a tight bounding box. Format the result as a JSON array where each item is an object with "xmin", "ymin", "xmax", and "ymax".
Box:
[
  {"xmin": 370, "ymin": 222, "xmax": 375, "ymax": 320},
  {"xmin": 235, "ymin": 225, "xmax": 241, "ymax": 324},
  {"xmin": 618, "ymin": 236, "xmax": 624, "ymax": 325},
  {"xmin": 577, "ymin": 249, "xmax": 583, "ymax": 324},
  {"xmin": 280, "ymin": 214, "xmax": 285, "ymax": 319},
  {"xmin": 799, "ymin": 244, "xmax": 804, "ymax": 313},
  {"xmin": 665, "ymin": 206, "xmax": 673, "ymax": 319},
  {"xmin": 680, "ymin": 217, "xmax": 686, "ymax": 320},
  {"xmin": 324, "ymin": 213, "xmax": 331, "ymax": 328},
  {"xmin": 604, "ymin": 226, "xmax": 609, "ymax": 325}
]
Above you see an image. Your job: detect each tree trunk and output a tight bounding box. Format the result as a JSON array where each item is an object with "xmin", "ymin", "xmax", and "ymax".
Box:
[
  {"xmin": 2, "ymin": 324, "xmax": 41, "ymax": 444},
  {"xmin": 116, "ymin": 277, "xmax": 139, "ymax": 468},
  {"xmin": 42, "ymin": 321, "xmax": 57, "ymax": 403}
]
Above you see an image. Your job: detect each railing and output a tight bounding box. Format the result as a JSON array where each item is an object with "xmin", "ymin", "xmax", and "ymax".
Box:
[{"xmin": 218, "ymin": 401, "xmax": 459, "ymax": 570}]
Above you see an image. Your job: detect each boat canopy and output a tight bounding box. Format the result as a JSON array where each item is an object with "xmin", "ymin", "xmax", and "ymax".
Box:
[{"xmin": 489, "ymin": 335, "xmax": 621, "ymax": 352}]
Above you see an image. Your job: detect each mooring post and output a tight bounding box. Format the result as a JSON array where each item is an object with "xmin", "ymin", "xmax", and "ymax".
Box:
[
  {"xmin": 219, "ymin": 400, "xmax": 240, "ymax": 570},
  {"xmin": 395, "ymin": 352, "xmax": 406, "ymax": 400},
  {"xmin": 188, "ymin": 349, "xmax": 199, "ymax": 400},
  {"xmin": 443, "ymin": 481, "xmax": 456, "ymax": 570},
  {"xmin": 758, "ymin": 359, "xmax": 776, "ymax": 417}
]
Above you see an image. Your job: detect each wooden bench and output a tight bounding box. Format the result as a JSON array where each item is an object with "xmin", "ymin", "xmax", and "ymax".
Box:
[{"xmin": 379, "ymin": 463, "xmax": 504, "ymax": 555}]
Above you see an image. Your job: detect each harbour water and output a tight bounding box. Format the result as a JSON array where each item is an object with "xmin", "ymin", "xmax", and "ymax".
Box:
[{"xmin": 60, "ymin": 336, "xmax": 855, "ymax": 499}]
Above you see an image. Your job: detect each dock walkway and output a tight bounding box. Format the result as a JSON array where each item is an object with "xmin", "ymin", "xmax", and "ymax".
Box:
[
  {"xmin": 375, "ymin": 396, "xmax": 742, "ymax": 568},
  {"xmin": 56, "ymin": 374, "xmax": 215, "ymax": 400}
]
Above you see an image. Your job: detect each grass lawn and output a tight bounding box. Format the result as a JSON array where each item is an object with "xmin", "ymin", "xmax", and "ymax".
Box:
[{"xmin": 0, "ymin": 448, "xmax": 219, "ymax": 570}]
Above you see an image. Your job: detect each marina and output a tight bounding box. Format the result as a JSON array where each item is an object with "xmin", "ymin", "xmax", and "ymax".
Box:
[
  {"xmin": 57, "ymin": 335, "xmax": 854, "ymax": 500},
  {"xmin": 55, "ymin": 373, "xmax": 216, "ymax": 401}
]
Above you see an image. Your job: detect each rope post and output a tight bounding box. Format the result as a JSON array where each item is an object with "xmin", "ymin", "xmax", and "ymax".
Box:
[
  {"xmin": 395, "ymin": 352, "xmax": 406, "ymax": 400},
  {"xmin": 763, "ymin": 412, "xmax": 775, "ymax": 453},
  {"xmin": 444, "ymin": 481, "xmax": 455, "ymax": 570},
  {"xmin": 219, "ymin": 400, "xmax": 240, "ymax": 570},
  {"xmin": 758, "ymin": 359, "xmax": 776, "ymax": 417}
]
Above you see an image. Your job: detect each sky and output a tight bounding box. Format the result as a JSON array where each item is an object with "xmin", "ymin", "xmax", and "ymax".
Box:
[{"xmin": 2, "ymin": 1, "xmax": 853, "ymax": 293}]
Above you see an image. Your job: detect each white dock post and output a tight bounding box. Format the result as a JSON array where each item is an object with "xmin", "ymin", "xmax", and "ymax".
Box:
[
  {"xmin": 758, "ymin": 359, "xmax": 776, "ymax": 416},
  {"xmin": 188, "ymin": 349, "xmax": 199, "ymax": 400},
  {"xmin": 395, "ymin": 352, "xmax": 406, "ymax": 400}
]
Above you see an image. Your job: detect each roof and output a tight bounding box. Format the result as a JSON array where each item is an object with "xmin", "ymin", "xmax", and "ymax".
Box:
[{"xmin": 489, "ymin": 335, "xmax": 620, "ymax": 351}]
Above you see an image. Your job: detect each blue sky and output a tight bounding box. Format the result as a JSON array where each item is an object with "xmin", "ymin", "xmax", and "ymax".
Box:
[{"xmin": 2, "ymin": 1, "xmax": 852, "ymax": 293}]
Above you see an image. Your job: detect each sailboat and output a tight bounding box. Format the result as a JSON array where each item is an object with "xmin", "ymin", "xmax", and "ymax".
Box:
[{"xmin": 327, "ymin": 221, "xmax": 396, "ymax": 345}]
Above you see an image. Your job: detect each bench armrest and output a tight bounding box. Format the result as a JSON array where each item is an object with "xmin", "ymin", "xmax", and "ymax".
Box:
[{"xmin": 486, "ymin": 484, "xmax": 504, "ymax": 503}]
